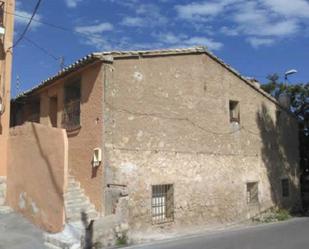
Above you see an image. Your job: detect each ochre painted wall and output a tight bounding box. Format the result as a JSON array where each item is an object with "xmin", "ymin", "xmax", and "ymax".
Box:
[
  {"xmin": 13, "ymin": 63, "xmax": 105, "ymax": 213},
  {"xmin": 7, "ymin": 122, "xmax": 68, "ymax": 233},
  {"xmin": 0, "ymin": 0, "xmax": 15, "ymax": 176}
]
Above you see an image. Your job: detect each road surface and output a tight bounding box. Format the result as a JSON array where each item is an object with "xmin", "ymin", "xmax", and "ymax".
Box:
[
  {"xmin": 128, "ymin": 217, "xmax": 309, "ymax": 249},
  {"xmin": 0, "ymin": 211, "xmax": 45, "ymax": 249}
]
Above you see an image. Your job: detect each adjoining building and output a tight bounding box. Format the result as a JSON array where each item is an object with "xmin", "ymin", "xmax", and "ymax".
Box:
[
  {"xmin": 9, "ymin": 47, "xmax": 300, "ymax": 235},
  {"xmin": 0, "ymin": 0, "xmax": 15, "ymax": 206}
]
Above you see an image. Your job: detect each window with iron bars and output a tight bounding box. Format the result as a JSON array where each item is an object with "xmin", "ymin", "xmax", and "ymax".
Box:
[
  {"xmin": 0, "ymin": 1, "xmax": 4, "ymax": 28},
  {"xmin": 247, "ymin": 182, "xmax": 259, "ymax": 205},
  {"xmin": 151, "ymin": 184, "xmax": 174, "ymax": 224},
  {"xmin": 62, "ymin": 80, "xmax": 81, "ymax": 130}
]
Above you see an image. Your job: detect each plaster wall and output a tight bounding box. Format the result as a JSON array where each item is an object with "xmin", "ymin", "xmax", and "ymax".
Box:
[
  {"xmin": 13, "ymin": 63, "xmax": 105, "ymax": 212},
  {"xmin": 7, "ymin": 122, "xmax": 68, "ymax": 232},
  {"xmin": 103, "ymin": 53, "xmax": 300, "ymax": 230},
  {"xmin": 0, "ymin": 0, "xmax": 15, "ymax": 176}
]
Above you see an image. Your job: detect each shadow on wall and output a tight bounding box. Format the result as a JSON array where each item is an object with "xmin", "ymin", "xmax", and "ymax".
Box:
[
  {"xmin": 256, "ymin": 103, "xmax": 300, "ymax": 210},
  {"xmin": 31, "ymin": 123, "xmax": 65, "ymax": 203},
  {"xmin": 7, "ymin": 122, "xmax": 67, "ymax": 232}
]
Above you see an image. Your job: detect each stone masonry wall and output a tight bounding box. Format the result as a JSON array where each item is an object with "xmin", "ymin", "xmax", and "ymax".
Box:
[
  {"xmin": 103, "ymin": 53, "xmax": 300, "ymax": 231},
  {"xmin": 0, "ymin": 176, "xmax": 6, "ymax": 206}
]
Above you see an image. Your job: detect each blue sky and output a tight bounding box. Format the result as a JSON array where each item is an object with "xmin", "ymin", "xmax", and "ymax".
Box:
[{"xmin": 12, "ymin": 0, "xmax": 309, "ymax": 96}]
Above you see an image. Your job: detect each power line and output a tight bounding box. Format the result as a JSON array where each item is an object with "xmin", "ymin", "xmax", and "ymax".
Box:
[
  {"xmin": 23, "ymin": 36, "xmax": 66, "ymax": 69},
  {"xmin": 9, "ymin": 0, "xmax": 43, "ymax": 50},
  {"xmin": 5, "ymin": 9, "xmax": 102, "ymax": 41},
  {"xmin": 24, "ymin": 36, "xmax": 59, "ymax": 61},
  {"xmin": 6, "ymin": 10, "xmax": 72, "ymax": 33}
]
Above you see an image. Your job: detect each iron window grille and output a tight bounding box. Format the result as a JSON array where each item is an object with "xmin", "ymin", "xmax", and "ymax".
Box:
[
  {"xmin": 0, "ymin": 1, "xmax": 4, "ymax": 27},
  {"xmin": 62, "ymin": 100, "xmax": 80, "ymax": 130},
  {"xmin": 62, "ymin": 80, "xmax": 81, "ymax": 130},
  {"xmin": 281, "ymin": 179, "xmax": 290, "ymax": 197},
  {"xmin": 247, "ymin": 182, "xmax": 259, "ymax": 205},
  {"xmin": 151, "ymin": 184, "xmax": 174, "ymax": 224}
]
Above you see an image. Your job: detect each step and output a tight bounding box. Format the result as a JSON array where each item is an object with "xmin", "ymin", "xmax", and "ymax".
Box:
[
  {"xmin": 65, "ymin": 203, "xmax": 91, "ymax": 211},
  {"xmin": 66, "ymin": 185, "xmax": 82, "ymax": 192},
  {"xmin": 44, "ymin": 242, "xmax": 62, "ymax": 249},
  {"xmin": 64, "ymin": 189, "xmax": 84, "ymax": 196},
  {"xmin": 65, "ymin": 197, "xmax": 88, "ymax": 204},
  {"xmin": 0, "ymin": 206, "xmax": 12, "ymax": 214},
  {"xmin": 66, "ymin": 211, "xmax": 98, "ymax": 222}
]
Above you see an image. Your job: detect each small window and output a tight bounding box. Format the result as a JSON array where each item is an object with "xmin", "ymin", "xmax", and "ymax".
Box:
[
  {"xmin": 281, "ymin": 179, "xmax": 289, "ymax": 197},
  {"xmin": 62, "ymin": 80, "xmax": 81, "ymax": 130},
  {"xmin": 152, "ymin": 184, "xmax": 174, "ymax": 224},
  {"xmin": 229, "ymin": 100, "xmax": 240, "ymax": 123},
  {"xmin": 0, "ymin": 1, "xmax": 4, "ymax": 27},
  {"xmin": 49, "ymin": 96, "xmax": 58, "ymax": 127},
  {"xmin": 276, "ymin": 110, "xmax": 281, "ymax": 123},
  {"xmin": 27, "ymin": 100, "xmax": 40, "ymax": 123},
  {"xmin": 247, "ymin": 182, "xmax": 259, "ymax": 204}
]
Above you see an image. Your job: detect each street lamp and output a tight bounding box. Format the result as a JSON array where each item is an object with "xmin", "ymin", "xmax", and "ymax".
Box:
[
  {"xmin": 279, "ymin": 69, "xmax": 298, "ymax": 109},
  {"xmin": 284, "ymin": 69, "xmax": 298, "ymax": 81}
]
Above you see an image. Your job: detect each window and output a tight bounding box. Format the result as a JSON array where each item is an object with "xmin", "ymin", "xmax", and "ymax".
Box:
[
  {"xmin": 152, "ymin": 184, "xmax": 174, "ymax": 224},
  {"xmin": 49, "ymin": 96, "xmax": 58, "ymax": 127},
  {"xmin": 62, "ymin": 80, "xmax": 81, "ymax": 130},
  {"xmin": 27, "ymin": 100, "xmax": 40, "ymax": 123},
  {"xmin": 247, "ymin": 182, "xmax": 259, "ymax": 204},
  {"xmin": 0, "ymin": 1, "xmax": 4, "ymax": 27},
  {"xmin": 281, "ymin": 179, "xmax": 289, "ymax": 197},
  {"xmin": 229, "ymin": 100, "xmax": 240, "ymax": 123}
]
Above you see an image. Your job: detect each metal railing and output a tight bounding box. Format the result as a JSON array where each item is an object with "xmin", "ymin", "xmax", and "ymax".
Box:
[
  {"xmin": 62, "ymin": 100, "xmax": 80, "ymax": 130},
  {"xmin": 0, "ymin": 1, "xmax": 4, "ymax": 27}
]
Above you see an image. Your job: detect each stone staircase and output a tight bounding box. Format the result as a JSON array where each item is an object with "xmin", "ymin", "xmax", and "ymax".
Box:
[
  {"xmin": 64, "ymin": 176, "xmax": 99, "ymax": 222},
  {"xmin": 44, "ymin": 175, "xmax": 99, "ymax": 249}
]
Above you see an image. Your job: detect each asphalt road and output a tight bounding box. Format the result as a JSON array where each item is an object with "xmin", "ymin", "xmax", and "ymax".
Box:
[
  {"xmin": 0, "ymin": 211, "xmax": 45, "ymax": 249},
  {"xmin": 128, "ymin": 217, "xmax": 309, "ymax": 249}
]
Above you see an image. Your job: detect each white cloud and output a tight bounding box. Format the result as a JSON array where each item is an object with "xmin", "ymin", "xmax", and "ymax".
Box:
[
  {"xmin": 75, "ymin": 23, "xmax": 114, "ymax": 34},
  {"xmin": 15, "ymin": 10, "xmax": 42, "ymax": 28},
  {"xmin": 233, "ymin": 2, "xmax": 300, "ymax": 37},
  {"xmin": 175, "ymin": 0, "xmax": 240, "ymax": 21},
  {"xmin": 74, "ymin": 23, "xmax": 114, "ymax": 50},
  {"xmin": 261, "ymin": 0, "xmax": 309, "ymax": 18},
  {"xmin": 246, "ymin": 37, "xmax": 275, "ymax": 48},
  {"xmin": 120, "ymin": 17, "xmax": 146, "ymax": 27},
  {"xmin": 174, "ymin": 0, "xmax": 309, "ymax": 48},
  {"xmin": 220, "ymin": 26, "xmax": 239, "ymax": 36},
  {"xmin": 136, "ymin": 4, "xmax": 168, "ymax": 25},
  {"xmin": 183, "ymin": 37, "xmax": 223, "ymax": 50},
  {"xmin": 175, "ymin": 2, "xmax": 225, "ymax": 21},
  {"xmin": 15, "ymin": 1, "xmax": 42, "ymax": 29},
  {"xmin": 65, "ymin": 0, "xmax": 83, "ymax": 8},
  {"xmin": 155, "ymin": 32, "xmax": 223, "ymax": 51}
]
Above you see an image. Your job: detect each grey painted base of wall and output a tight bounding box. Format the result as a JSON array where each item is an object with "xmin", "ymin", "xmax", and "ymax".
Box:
[{"xmin": 0, "ymin": 176, "xmax": 7, "ymax": 206}]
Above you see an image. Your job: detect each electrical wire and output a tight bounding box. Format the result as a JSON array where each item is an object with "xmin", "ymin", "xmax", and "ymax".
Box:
[
  {"xmin": 8, "ymin": 0, "xmax": 43, "ymax": 50},
  {"xmin": 23, "ymin": 36, "xmax": 60, "ymax": 61},
  {"xmin": 5, "ymin": 9, "xmax": 100, "ymax": 41}
]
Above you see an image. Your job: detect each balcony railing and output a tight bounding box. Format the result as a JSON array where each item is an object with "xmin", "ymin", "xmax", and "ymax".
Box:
[
  {"xmin": 0, "ymin": 1, "xmax": 4, "ymax": 27},
  {"xmin": 62, "ymin": 100, "xmax": 80, "ymax": 130}
]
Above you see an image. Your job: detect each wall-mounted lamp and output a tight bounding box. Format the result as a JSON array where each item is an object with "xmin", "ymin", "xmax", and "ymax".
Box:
[{"xmin": 92, "ymin": 148, "xmax": 102, "ymax": 167}]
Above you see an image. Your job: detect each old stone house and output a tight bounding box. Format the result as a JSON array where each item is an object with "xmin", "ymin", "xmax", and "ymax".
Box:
[{"xmin": 9, "ymin": 47, "xmax": 300, "ymax": 236}]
